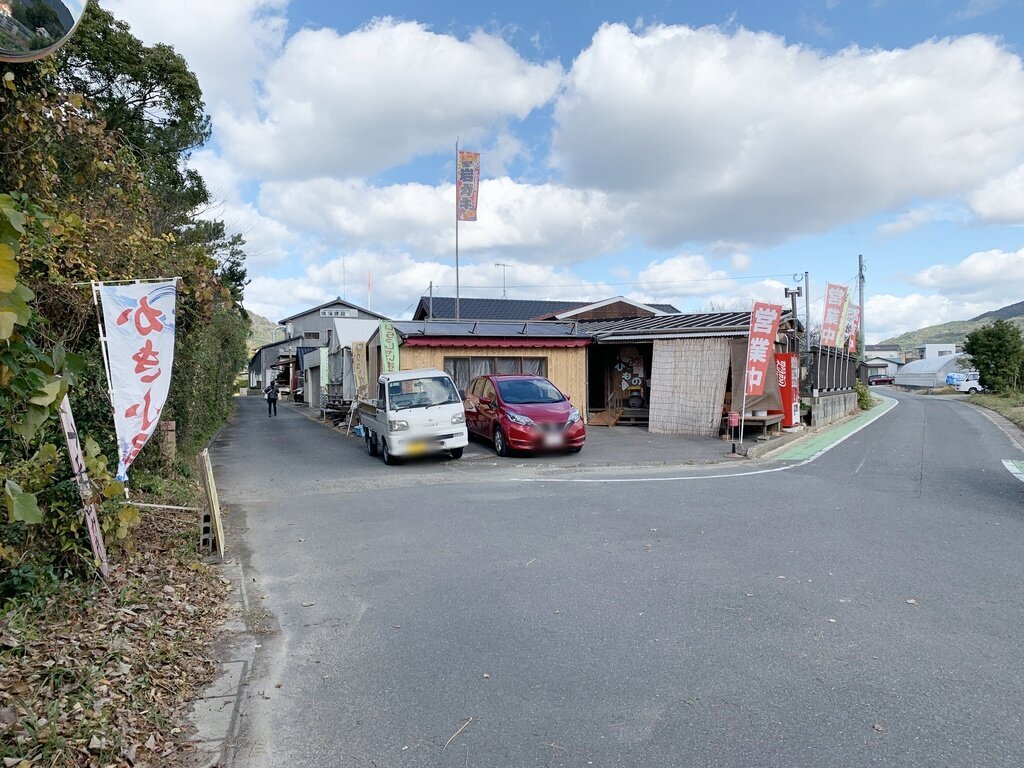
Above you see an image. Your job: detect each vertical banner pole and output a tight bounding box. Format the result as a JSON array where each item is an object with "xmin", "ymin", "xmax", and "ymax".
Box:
[
  {"xmin": 58, "ymin": 396, "xmax": 110, "ymax": 578},
  {"xmin": 455, "ymin": 138, "xmax": 460, "ymax": 321},
  {"xmin": 92, "ymin": 281, "xmax": 115, "ymax": 409},
  {"xmin": 738, "ymin": 300, "xmax": 753, "ymax": 445}
]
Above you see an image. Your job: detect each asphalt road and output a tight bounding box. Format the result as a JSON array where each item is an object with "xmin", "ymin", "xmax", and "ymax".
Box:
[{"xmin": 214, "ymin": 390, "xmax": 1024, "ymax": 768}]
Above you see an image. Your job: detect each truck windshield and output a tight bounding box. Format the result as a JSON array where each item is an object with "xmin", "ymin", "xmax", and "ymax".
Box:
[{"xmin": 387, "ymin": 376, "xmax": 461, "ymax": 411}]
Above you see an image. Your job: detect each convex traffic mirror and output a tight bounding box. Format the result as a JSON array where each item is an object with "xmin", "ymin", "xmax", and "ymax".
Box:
[{"xmin": 0, "ymin": 0, "xmax": 85, "ymax": 63}]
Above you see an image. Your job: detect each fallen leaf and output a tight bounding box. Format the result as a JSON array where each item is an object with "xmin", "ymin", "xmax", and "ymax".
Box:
[
  {"xmin": 301, "ymin": 602, "xmax": 315, "ymax": 607},
  {"xmin": 88, "ymin": 735, "xmax": 103, "ymax": 751},
  {"xmin": 873, "ymin": 723, "xmax": 886, "ymax": 732},
  {"xmin": 905, "ymin": 599, "xmax": 917, "ymax": 605},
  {"xmin": 145, "ymin": 734, "xmax": 157, "ymax": 751}
]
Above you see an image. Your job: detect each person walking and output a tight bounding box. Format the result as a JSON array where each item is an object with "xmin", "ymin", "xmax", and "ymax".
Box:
[{"xmin": 264, "ymin": 382, "xmax": 279, "ymax": 417}]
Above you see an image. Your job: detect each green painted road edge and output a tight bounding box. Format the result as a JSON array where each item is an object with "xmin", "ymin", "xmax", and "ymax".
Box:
[
  {"xmin": 1003, "ymin": 459, "xmax": 1024, "ymax": 483},
  {"xmin": 770, "ymin": 395, "xmax": 899, "ymax": 462}
]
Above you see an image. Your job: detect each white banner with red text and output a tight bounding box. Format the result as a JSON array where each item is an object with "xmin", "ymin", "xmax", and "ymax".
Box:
[{"xmin": 97, "ymin": 281, "xmax": 178, "ymax": 481}]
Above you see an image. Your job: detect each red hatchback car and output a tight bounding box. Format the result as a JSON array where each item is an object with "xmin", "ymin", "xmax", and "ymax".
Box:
[{"xmin": 464, "ymin": 374, "xmax": 586, "ymax": 456}]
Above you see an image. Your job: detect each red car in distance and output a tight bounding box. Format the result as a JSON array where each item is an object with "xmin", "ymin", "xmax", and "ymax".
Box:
[{"xmin": 463, "ymin": 374, "xmax": 586, "ymax": 456}]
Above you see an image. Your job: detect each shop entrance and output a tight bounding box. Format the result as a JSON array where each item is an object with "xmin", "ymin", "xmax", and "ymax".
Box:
[{"xmin": 587, "ymin": 343, "xmax": 653, "ymax": 427}]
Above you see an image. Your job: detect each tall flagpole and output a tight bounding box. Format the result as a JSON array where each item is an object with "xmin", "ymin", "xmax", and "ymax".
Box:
[{"xmin": 455, "ymin": 137, "xmax": 461, "ymax": 320}]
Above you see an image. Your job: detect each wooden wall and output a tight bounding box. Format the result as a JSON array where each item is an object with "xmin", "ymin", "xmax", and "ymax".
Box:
[{"xmin": 399, "ymin": 345, "xmax": 589, "ymax": 420}]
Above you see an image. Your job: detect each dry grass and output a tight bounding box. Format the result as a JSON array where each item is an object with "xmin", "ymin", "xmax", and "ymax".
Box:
[
  {"xmin": 969, "ymin": 392, "xmax": 1024, "ymax": 429},
  {"xmin": 0, "ymin": 511, "xmax": 231, "ymax": 767}
]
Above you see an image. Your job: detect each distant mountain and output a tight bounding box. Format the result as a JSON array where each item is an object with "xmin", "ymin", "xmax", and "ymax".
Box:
[
  {"xmin": 246, "ymin": 310, "xmax": 279, "ymax": 353},
  {"xmin": 971, "ymin": 300, "xmax": 1024, "ymax": 323},
  {"xmin": 880, "ymin": 300, "xmax": 1024, "ymax": 352}
]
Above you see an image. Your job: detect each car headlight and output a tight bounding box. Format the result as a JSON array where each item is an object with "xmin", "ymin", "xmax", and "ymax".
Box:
[
  {"xmin": 451, "ymin": 412, "xmax": 466, "ymax": 424},
  {"xmin": 567, "ymin": 407, "xmax": 581, "ymax": 425},
  {"xmin": 505, "ymin": 411, "xmax": 536, "ymax": 428},
  {"xmin": 388, "ymin": 419, "xmax": 409, "ymax": 431}
]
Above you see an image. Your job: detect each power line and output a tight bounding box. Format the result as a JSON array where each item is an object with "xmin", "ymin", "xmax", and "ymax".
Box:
[{"xmin": 430, "ymin": 272, "xmax": 801, "ymax": 292}]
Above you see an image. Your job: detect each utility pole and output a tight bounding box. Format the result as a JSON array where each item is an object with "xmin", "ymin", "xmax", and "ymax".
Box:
[
  {"xmin": 785, "ymin": 284, "xmax": 803, "ymax": 353},
  {"xmin": 857, "ymin": 255, "xmax": 865, "ymax": 357},
  {"xmin": 804, "ymin": 271, "xmax": 811, "ymax": 352},
  {"xmin": 495, "ymin": 262, "xmax": 512, "ymax": 299}
]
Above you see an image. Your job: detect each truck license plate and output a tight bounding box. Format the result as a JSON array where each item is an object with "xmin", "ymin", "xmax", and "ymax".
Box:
[
  {"xmin": 405, "ymin": 441, "xmax": 428, "ymax": 455},
  {"xmin": 543, "ymin": 433, "xmax": 563, "ymax": 447}
]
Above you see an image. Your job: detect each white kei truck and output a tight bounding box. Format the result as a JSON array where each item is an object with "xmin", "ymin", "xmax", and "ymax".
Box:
[{"xmin": 359, "ymin": 368, "xmax": 469, "ymax": 465}]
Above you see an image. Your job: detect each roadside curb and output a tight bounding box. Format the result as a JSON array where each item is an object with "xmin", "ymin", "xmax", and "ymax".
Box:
[
  {"xmin": 744, "ymin": 428, "xmax": 809, "ymax": 459},
  {"xmin": 187, "ymin": 555, "xmax": 255, "ymax": 768},
  {"xmin": 752, "ymin": 396, "xmax": 897, "ymax": 461}
]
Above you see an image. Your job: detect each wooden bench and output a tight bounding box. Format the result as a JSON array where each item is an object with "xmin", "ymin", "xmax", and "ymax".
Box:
[{"xmin": 742, "ymin": 414, "xmax": 784, "ymax": 438}]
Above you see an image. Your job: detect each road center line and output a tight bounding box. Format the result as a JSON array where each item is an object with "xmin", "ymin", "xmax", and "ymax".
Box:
[{"xmin": 516, "ymin": 396, "xmax": 899, "ymax": 484}]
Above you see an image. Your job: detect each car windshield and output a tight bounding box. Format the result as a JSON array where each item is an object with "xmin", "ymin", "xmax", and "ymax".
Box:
[
  {"xmin": 388, "ymin": 376, "xmax": 461, "ymax": 411},
  {"xmin": 496, "ymin": 378, "xmax": 565, "ymax": 405}
]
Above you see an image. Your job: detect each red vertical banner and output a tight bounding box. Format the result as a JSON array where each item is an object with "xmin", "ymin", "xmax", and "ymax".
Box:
[
  {"xmin": 456, "ymin": 151, "xmax": 480, "ymax": 222},
  {"xmin": 745, "ymin": 302, "xmax": 784, "ymax": 397},
  {"xmin": 820, "ymin": 283, "xmax": 848, "ymax": 348}
]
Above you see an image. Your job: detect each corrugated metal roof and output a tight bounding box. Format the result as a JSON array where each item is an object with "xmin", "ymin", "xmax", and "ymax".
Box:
[
  {"xmin": 583, "ymin": 311, "xmax": 772, "ymax": 340},
  {"xmin": 413, "ymin": 296, "xmax": 679, "ymax": 320},
  {"xmin": 594, "ymin": 331, "xmax": 748, "ymax": 342},
  {"xmin": 393, "ymin": 320, "xmax": 589, "ymax": 338}
]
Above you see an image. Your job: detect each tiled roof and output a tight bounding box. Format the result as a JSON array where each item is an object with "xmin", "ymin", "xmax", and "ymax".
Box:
[{"xmin": 413, "ymin": 296, "xmax": 678, "ymax": 320}]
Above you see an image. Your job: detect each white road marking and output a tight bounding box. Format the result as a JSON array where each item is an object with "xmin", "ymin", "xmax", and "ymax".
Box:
[
  {"xmin": 1002, "ymin": 460, "xmax": 1024, "ymax": 484},
  {"xmin": 517, "ymin": 397, "xmax": 899, "ymax": 484}
]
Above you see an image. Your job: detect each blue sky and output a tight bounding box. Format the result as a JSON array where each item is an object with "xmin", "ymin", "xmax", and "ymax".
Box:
[{"xmin": 103, "ymin": 0, "xmax": 1024, "ymax": 341}]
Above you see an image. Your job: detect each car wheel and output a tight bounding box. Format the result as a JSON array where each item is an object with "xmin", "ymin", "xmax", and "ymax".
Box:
[
  {"xmin": 365, "ymin": 431, "xmax": 378, "ymax": 456},
  {"xmin": 493, "ymin": 427, "xmax": 508, "ymax": 457},
  {"xmin": 450, "ymin": 447, "xmax": 464, "ymax": 460},
  {"xmin": 968, "ymin": 387, "xmax": 979, "ymax": 394},
  {"xmin": 382, "ymin": 439, "xmax": 397, "ymax": 465}
]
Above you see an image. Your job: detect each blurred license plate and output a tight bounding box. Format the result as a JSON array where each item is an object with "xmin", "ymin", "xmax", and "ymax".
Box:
[
  {"xmin": 543, "ymin": 433, "xmax": 563, "ymax": 447},
  {"xmin": 405, "ymin": 442, "xmax": 428, "ymax": 455}
]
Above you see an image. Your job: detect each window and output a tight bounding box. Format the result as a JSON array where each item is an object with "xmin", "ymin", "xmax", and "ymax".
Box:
[
  {"xmin": 444, "ymin": 356, "xmax": 548, "ymax": 392},
  {"xmin": 496, "ymin": 378, "xmax": 564, "ymax": 404},
  {"xmin": 386, "ymin": 375, "xmax": 461, "ymax": 411},
  {"xmin": 304, "ymin": 331, "xmax": 320, "ymax": 340}
]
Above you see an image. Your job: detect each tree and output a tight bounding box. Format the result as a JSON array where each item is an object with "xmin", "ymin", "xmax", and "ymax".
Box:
[
  {"xmin": 963, "ymin": 320, "xmax": 1024, "ymax": 392},
  {"xmin": 56, "ymin": 3, "xmax": 212, "ymax": 235}
]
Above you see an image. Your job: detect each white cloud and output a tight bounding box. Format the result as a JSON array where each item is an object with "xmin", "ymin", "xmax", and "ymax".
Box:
[
  {"xmin": 967, "ymin": 165, "xmax": 1024, "ymax": 224},
  {"xmin": 188, "ymin": 149, "xmax": 300, "ymax": 267},
  {"xmin": 955, "ymin": 0, "xmax": 1008, "ymax": 20},
  {"xmin": 861, "ymin": 247, "xmax": 1024, "ymax": 341},
  {"xmin": 242, "ymin": 253, "xmax": 617, "ymax": 322},
  {"xmin": 864, "ymin": 293, "xmax": 997, "ymax": 343},
  {"xmin": 635, "ymin": 255, "xmax": 733, "ymax": 297},
  {"xmin": 912, "ymin": 247, "xmax": 1024, "ymax": 299},
  {"xmin": 552, "ymin": 24, "xmax": 1024, "ymax": 247},
  {"xmin": 102, "ymin": 0, "xmax": 287, "ymax": 112},
  {"xmin": 876, "ymin": 209, "xmax": 936, "ymax": 236},
  {"xmin": 219, "ymin": 19, "xmax": 563, "ymax": 178},
  {"xmin": 259, "ymin": 177, "xmax": 627, "ymax": 264}
]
